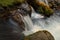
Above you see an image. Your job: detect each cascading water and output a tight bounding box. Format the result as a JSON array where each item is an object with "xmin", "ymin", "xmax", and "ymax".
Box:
[
  {"xmin": 30, "ymin": 0, "xmax": 60, "ymax": 40},
  {"xmin": 22, "ymin": 15, "xmax": 41, "ymax": 36},
  {"xmin": 23, "ymin": 15, "xmax": 34, "ymax": 31},
  {"xmin": 32, "ymin": 12, "xmax": 60, "ymax": 40},
  {"xmin": 19, "ymin": 4, "xmax": 60, "ymax": 40}
]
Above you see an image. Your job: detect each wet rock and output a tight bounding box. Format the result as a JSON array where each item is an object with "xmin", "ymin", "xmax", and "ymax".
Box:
[
  {"xmin": 24, "ymin": 30, "xmax": 55, "ymax": 40},
  {"xmin": 9, "ymin": 2, "xmax": 32, "ymax": 17},
  {"xmin": 0, "ymin": 5, "xmax": 26, "ymax": 40},
  {"xmin": 17, "ymin": 2, "xmax": 32, "ymax": 17}
]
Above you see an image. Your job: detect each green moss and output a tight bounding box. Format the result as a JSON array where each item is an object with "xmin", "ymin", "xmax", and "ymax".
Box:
[
  {"xmin": 0, "ymin": 0, "xmax": 25, "ymax": 6},
  {"xmin": 36, "ymin": 2, "xmax": 54, "ymax": 17}
]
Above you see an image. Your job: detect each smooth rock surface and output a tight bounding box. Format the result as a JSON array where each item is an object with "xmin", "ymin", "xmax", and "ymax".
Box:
[{"xmin": 24, "ymin": 30, "xmax": 55, "ymax": 40}]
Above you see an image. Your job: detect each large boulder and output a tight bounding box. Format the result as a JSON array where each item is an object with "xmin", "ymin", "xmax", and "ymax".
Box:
[{"xmin": 24, "ymin": 30, "xmax": 55, "ymax": 40}]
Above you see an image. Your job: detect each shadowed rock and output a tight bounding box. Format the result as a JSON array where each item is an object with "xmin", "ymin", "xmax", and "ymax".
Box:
[
  {"xmin": 0, "ymin": 19, "xmax": 25, "ymax": 40},
  {"xmin": 0, "ymin": 7, "xmax": 25, "ymax": 40}
]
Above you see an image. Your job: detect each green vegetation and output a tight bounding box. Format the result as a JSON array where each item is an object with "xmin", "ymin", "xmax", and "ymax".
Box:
[
  {"xmin": 0, "ymin": 0, "xmax": 25, "ymax": 6},
  {"xmin": 27, "ymin": 0, "xmax": 54, "ymax": 17},
  {"xmin": 0, "ymin": 0, "xmax": 54, "ymax": 17},
  {"xmin": 36, "ymin": 2, "xmax": 54, "ymax": 17}
]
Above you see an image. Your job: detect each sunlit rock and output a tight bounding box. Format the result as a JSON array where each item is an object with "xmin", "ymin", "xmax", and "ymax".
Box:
[{"xmin": 24, "ymin": 30, "xmax": 55, "ymax": 40}]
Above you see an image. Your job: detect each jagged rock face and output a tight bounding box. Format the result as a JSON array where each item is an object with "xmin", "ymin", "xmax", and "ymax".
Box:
[
  {"xmin": 10, "ymin": 2, "xmax": 32, "ymax": 17},
  {"xmin": 0, "ymin": 3, "xmax": 26, "ymax": 40},
  {"xmin": 24, "ymin": 30, "xmax": 55, "ymax": 40},
  {"xmin": 18, "ymin": 2, "xmax": 32, "ymax": 17},
  {"xmin": 10, "ymin": 10, "xmax": 25, "ymax": 30},
  {"xmin": 0, "ymin": 2, "xmax": 32, "ymax": 40},
  {"xmin": 0, "ymin": 6, "xmax": 26, "ymax": 40},
  {"xmin": 0, "ymin": 11, "xmax": 25, "ymax": 40},
  {"xmin": 0, "ymin": 20, "xmax": 25, "ymax": 40},
  {"xmin": 9, "ymin": 2, "xmax": 32, "ymax": 29}
]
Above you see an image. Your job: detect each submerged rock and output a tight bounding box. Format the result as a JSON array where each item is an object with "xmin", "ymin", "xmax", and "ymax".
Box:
[{"xmin": 24, "ymin": 30, "xmax": 55, "ymax": 40}]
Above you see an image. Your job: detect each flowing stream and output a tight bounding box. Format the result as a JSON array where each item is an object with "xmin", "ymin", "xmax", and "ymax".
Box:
[
  {"xmin": 23, "ymin": 15, "xmax": 41, "ymax": 36},
  {"xmin": 22, "ymin": 9, "xmax": 60, "ymax": 40},
  {"xmin": 31, "ymin": 12, "xmax": 60, "ymax": 40},
  {"xmin": 20, "ymin": 3, "xmax": 60, "ymax": 40}
]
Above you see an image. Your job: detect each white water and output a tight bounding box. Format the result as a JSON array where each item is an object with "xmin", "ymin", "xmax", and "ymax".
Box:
[
  {"xmin": 21, "ymin": 5, "xmax": 60, "ymax": 40},
  {"xmin": 23, "ymin": 15, "xmax": 42, "ymax": 36},
  {"xmin": 22, "ymin": 11, "xmax": 60, "ymax": 40},
  {"xmin": 31, "ymin": 13, "xmax": 60, "ymax": 40}
]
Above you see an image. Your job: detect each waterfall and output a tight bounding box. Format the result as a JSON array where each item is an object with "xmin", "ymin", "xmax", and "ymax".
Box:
[
  {"xmin": 16, "ymin": 7, "xmax": 41, "ymax": 36},
  {"xmin": 23, "ymin": 15, "xmax": 34, "ymax": 30},
  {"xmin": 22, "ymin": 15, "xmax": 41, "ymax": 36},
  {"xmin": 44, "ymin": 0, "xmax": 49, "ymax": 5},
  {"xmin": 32, "ymin": 13, "xmax": 60, "ymax": 40}
]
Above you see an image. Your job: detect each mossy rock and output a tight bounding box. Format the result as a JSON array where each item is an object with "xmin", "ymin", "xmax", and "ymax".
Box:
[
  {"xmin": 27, "ymin": 1, "xmax": 54, "ymax": 17},
  {"xmin": 37, "ymin": 2, "xmax": 54, "ymax": 17},
  {"xmin": 24, "ymin": 30, "xmax": 55, "ymax": 40}
]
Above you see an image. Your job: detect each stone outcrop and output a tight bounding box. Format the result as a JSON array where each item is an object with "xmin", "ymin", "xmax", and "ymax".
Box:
[{"xmin": 24, "ymin": 30, "xmax": 55, "ymax": 40}]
